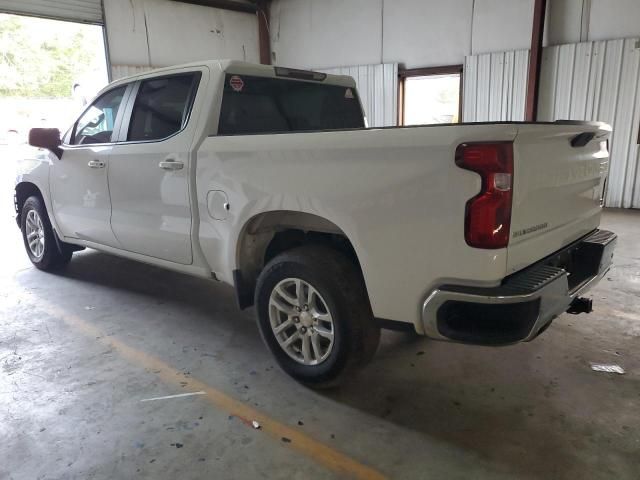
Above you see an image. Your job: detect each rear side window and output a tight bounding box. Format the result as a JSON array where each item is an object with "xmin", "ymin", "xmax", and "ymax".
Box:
[
  {"xmin": 128, "ymin": 73, "xmax": 200, "ymax": 142},
  {"xmin": 218, "ymin": 74, "xmax": 365, "ymax": 135}
]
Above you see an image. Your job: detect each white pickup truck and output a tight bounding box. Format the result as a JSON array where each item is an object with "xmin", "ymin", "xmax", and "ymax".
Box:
[{"xmin": 17, "ymin": 60, "xmax": 616, "ymax": 387}]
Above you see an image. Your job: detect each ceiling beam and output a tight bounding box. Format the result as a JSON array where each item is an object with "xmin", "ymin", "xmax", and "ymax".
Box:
[
  {"xmin": 169, "ymin": 0, "xmax": 257, "ymax": 14},
  {"xmin": 525, "ymin": 0, "xmax": 547, "ymax": 122}
]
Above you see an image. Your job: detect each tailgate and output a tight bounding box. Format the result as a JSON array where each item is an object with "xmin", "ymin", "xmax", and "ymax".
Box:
[{"xmin": 507, "ymin": 122, "xmax": 611, "ymax": 274}]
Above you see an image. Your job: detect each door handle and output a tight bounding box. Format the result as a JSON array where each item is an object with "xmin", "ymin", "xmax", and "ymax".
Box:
[
  {"xmin": 88, "ymin": 160, "xmax": 105, "ymax": 169},
  {"xmin": 158, "ymin": 160, "xmax": 184, "ymax": 171}
]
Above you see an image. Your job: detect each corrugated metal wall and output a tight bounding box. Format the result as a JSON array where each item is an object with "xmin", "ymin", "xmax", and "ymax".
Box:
[
  {"xmin": 539, "ymin": 38, "xmax": 640, "ymax": 208},
  {"xmin": 111, "ymin": 65, "xmax": 154, "ymax": 81},
  {"xmin": 318, "ymin": 63, "xmax": 398, "ymax": 128},
  {"xmin": 463, "ymin": 49, "xmax": 529, "ymax": 122}
]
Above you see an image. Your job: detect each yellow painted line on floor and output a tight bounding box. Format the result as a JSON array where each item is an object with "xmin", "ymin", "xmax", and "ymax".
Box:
[{"xmin": 38, "ymin": 300, "xmax": 387, "ymax": 480}]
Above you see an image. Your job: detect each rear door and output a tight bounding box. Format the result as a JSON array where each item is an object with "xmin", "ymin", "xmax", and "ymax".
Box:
[
  {"xmin": 507, "ymin": 122, "xmax": 611, "ymax": 274},
  {"xmin": 107, "ymin": 70, "xmax": 203, "ymax": 265}
]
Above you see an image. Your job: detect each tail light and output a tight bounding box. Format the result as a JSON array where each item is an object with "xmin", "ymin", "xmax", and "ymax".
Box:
[{"xmin": 455, "ymin": 142, "xmax": 514, "ymax": 249}]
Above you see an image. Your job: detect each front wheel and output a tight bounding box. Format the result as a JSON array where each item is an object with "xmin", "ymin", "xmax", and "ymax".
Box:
[
  {"xmin": 20, "ymin": 195, "xmax": 72, "ymax": 271},
  {"xmin": 255, "ymin": 245, "xmax": 380, "ymax": 388}
]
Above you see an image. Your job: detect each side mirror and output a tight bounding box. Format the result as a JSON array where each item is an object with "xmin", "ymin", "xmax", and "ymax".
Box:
[{"xmin": 28, "ymin": 128, "xmax": 62, "ymax": 159}]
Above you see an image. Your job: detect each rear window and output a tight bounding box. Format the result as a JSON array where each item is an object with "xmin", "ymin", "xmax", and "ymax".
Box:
[{"xmin": 218, "ymin": 74, "xmax": 365, "ymax": 135}]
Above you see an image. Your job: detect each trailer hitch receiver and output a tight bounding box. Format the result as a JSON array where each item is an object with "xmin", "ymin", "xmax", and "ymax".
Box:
[{"xmin": 567, "ymin": 297, "xmax": 593, "ymax": 315}]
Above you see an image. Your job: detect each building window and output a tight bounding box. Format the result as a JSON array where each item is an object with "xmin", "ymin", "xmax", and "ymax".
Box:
[{"xmin": 399, "ymin": 66, "xmax": 463, "ymax": 126}]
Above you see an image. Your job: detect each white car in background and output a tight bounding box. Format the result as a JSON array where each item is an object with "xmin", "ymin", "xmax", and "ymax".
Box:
[{"xmin": 15, "ymin": 60, "xmax": 616, "ymax": 387}]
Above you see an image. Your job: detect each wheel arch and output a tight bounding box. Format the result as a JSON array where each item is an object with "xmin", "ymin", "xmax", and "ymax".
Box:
[
  {"xmin": 14, "ymin": 181, "xmax": 44, "ymax": 226},
  {"xmin": 233, "ymin": 210, "xmax": 365, "ymax": 309}
]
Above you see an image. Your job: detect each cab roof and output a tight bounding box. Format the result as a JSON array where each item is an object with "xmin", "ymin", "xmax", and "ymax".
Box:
[{"xmin": 107, "ymin": 59, "xmax": 356, "ymax": 90}]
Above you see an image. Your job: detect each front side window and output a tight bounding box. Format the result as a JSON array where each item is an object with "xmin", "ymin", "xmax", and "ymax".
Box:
[
  {"xmin": 218, "ymin": 74, "xmax": 365, "ymax": 135},
  {"xmin": 127, "ymin": 73, "xmax": 200, "ymax": 142},
  {"xmin": 72, "ymin": 86, "xmax": 127, "ymax": 145}
]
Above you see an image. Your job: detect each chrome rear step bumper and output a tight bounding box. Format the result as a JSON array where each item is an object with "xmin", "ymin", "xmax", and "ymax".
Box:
[{"xmin": 421, "ymin": 229, "xmax": 617, "ymax": 345}]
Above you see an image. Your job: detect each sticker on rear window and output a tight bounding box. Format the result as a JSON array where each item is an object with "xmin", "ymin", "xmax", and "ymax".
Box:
[
  {"xmin": 229, "ymin": 75, "xmax": 244, "ymax": 92},
  {"xmin": 345, "ymin": 88, "xmax": 354, "ymax": 99}
]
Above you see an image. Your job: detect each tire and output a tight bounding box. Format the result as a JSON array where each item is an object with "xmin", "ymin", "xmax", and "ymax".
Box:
[
  {"xmin": 255, "ymin": 245, "xmax": 380, "ymax": 388},
  {"xmin": 20, "ymin": 195, "xmax": 73, "ymax": 271}
]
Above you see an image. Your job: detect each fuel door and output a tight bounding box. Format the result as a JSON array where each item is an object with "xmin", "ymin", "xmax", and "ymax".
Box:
[{"xmin": 206, "ymin": 190, "xmax": 230, "ymax": 220}]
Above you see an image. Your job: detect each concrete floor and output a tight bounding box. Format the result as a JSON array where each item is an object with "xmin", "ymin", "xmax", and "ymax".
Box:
[{"xmin": 1, "ymin": 173, "xmax": 638, "ymax": 478}]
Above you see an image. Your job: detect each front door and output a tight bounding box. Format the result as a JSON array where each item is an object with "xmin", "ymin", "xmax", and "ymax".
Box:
[
  {"xmin": 51, "ymin": 85, "xmax": 129, "ymax": 247},
  {"xmin": 108, "ymin": 72, "xmax": 202, "ymax": 265}
]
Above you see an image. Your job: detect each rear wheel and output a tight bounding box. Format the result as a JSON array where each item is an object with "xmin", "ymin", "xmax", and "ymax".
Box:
[
  {"xmin": 20, "ymin": 196, "xmax": 73, "ymax": 271},
  {"xmin": 255, "ymin": 245, "xmax": 380, "ymax": 388}
]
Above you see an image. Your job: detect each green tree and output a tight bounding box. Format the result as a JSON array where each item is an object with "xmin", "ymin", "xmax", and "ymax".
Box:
[{"xmin": 0, "ymin": 14, "xmax": 101, "ymax": 98}]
